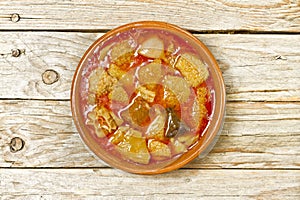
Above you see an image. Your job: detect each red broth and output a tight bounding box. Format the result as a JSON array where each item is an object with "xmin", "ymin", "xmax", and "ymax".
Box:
[{"xmin": 79, "ymin": 28, "xmax": 214, "ymax": 166}]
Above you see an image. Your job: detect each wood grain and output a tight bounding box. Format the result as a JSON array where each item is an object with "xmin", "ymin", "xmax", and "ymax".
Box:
[
  {"xmin": 1, "ymin": 100, "xmax": 299, "ymax": 169},
  {"xmin": 0, "ymin": 0, "xmax": 299, "ymax": 32},
  {"xmin": 0, "ymin": 32, "xmax": 299, "ymax": 101},
  {"xmin": 0, "ymin": 1, "xmax": 299, "ymax": 198},
  {"xmin": 0, "ymin": 168, "xmax": 299, "ymax": 199}
]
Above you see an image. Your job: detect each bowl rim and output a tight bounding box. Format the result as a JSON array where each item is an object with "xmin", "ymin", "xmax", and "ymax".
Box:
[{"xmin": 71, "ymin": 21, "xmax": 226, "ymax": 174}]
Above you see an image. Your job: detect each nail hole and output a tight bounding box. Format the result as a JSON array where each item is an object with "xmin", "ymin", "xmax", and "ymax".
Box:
[
  {"xmin": 11, "ymin": 13, "xmax": 20, "ymax": 23},
  {"xmin": 42, "ymin": 69, "xmax": 60, "ymax": 85},
  {"xmin": 10, "ymin": 137, "xmax": 25, "ymax": 153}
]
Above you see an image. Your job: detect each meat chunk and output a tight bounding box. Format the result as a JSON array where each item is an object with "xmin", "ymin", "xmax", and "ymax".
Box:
[
  {"xmin": 163, "ymin": 75, "xmax": 190, "ymax": 103},
  {"xmin": 170, "ymin": 133, "xmax": 199, "ymax": 155},
  {"xmin": 175, "ymin": 53, "xmax": 209, "ymax": 87},
  {"xmin": 110, "ymin": 40, "xmax": 135, "ymax": 71},
  {"xmin": 117, "ymin": 69, "xmax": 136, "ymax": 95},
  {"xmin": 86, "ymin": 109, "xmax": 107, "ymax": 138},
  {"xmin": 88, "ymin": 67, "xmax": 104, "ymax": 94},
  {"xmin": 86, "ymin": 106, "xmax": 120, "ymax": 138},
  {"xmin": 137, "ymin": 85, "xmax": 156, "ymax": 103},
  {"xmin": 109, "ymin": 126, "xmax": 128, "ymax": 145},
  {"xmin": 110, "ymin": 111, "xmax": 124, "ymax": 126},
  {"xmin": 138, "ymin": 36, "xmax": 164, "ymax": 58},
  {"xmin": 110, "ymin": 40, "xmax": 134, "ymax": 62},
  {"xmin": 88, "ymin": 68, "xmax": 117, "ymax": 98},
  {"xmin": 191, "ymin": 87, "xmax": 208, "ymax": 129},
  {"xmin": 128, "ymin": 96, "xmax": 150, "ymax": 126},
  {"xmin": 95, "ymin": 106, "xmax": 118, "ymax": 133},
  {"xmin": 88, "ymin": 68, "xmax": 117, "ymax": 105},
  {"xmin": 110, "ymin": 126, "xmax": 150, "ymax": 164},
  {"xmin": 162, "ymin": 43, "xmax": 177, "ymax": 67},
  {"xmin": 97, "ymin": 71, "xmax": 117, "ymax": 96},
  {"xmin": 170, "ymin": 138, "xmax": 187, "ymax": 155},
  {"xmin": 108, "ymin": 63, "xmax": 126, "ymax": 80},
  {"xmin": 196, "ymin": 87, "xmax": 208, "ymax": 102},
  {"xmin": 148, "ymin": 140, "xmax": 171, "ymax": 160},
  {"xmin": 145, "ymin": 106, "xmax": 166, "ymax": 141},
  {"xmin": 110, "ymin": 85, "xmax": 129, "ymax": 104},
  {"xmin": 177, "ymin": 133, "xmax": 199, "ymax": 147},
  {"xmin": 138, "ymin": 63, "xmax": 162, "ymax": 84},
  {"xmin": 163, "ymin": 88, "xmax": 180, "ymax": 110},
  {"xmin": 99, "ymin": 43, "xmax": 113, "ymax": 61}
]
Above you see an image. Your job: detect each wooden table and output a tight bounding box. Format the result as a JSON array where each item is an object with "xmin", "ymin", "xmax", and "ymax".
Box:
[{"xmin": 1, "ymin": 0, "xmax": 299, "ymax": 199}]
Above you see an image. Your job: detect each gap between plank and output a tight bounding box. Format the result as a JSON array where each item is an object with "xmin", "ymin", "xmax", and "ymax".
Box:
[
  {"xmin": 0, "ymin": 167, "xmax": 299, "ymax": 170},
  {"xmin": 0, "ymin": 98, "xmax": 70, "ymax": 101},
  {"xmin": 0, "ymin": 29, "xmax": 299, "ymax": 34},
  {"xmin": 1, "ymin": 98, "xmax": 300, "ymax": 103}
]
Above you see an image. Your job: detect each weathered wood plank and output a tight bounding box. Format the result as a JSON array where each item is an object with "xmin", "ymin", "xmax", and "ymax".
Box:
[
  {"xmin": 0, "ymin": 0, "xmax": 299, "ymax": 32},
  {"xmin": 0, "ymin": 33, "xmax": 299, "ymax": 101},
  {"xmin": 1, "ymin": 100, "xmax": 299, "ymax": 169},
  {"xmin": 0, "ymin": 168, "xmax": 299, "ymax": 199}
]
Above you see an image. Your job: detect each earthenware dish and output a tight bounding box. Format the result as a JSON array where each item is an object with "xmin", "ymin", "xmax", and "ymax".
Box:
[{"xmin": 71, "ymin": 21, "xmax": 226, "ymax": 174}]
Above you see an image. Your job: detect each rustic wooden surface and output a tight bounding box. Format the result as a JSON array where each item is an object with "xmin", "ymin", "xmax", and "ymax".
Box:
[
  {"xmin": 0, "ymin": 0, "xmax": 300, "ymax": 199},
  {"xmin": 0, "ymin": 0, "xmax": 299, "ymax": 32}
]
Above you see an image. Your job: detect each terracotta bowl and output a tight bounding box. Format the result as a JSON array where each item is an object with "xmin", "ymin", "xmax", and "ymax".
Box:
[{"xmin": 71, "ymin": 21, "xmax": 226, "ymax": 174}]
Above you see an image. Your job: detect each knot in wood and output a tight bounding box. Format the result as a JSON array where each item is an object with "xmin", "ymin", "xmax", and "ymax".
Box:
[
  {"xmin": 10, "ymin": 137, "xmax": 25, "ymax": 153},
  {"xmin": 11, "ymin": 49, "xmax": 21, "ymax": 57},
  {"xmin": 42, "ymin": 69, "xmax": 59, "ymax": 85},
  {"xmin": 185, "ymin": 178, "xmax": 191, "ymax": 183},
  {"xmin": 11, "ymin": 13, "xmax": 20, "ymax": 23}
]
